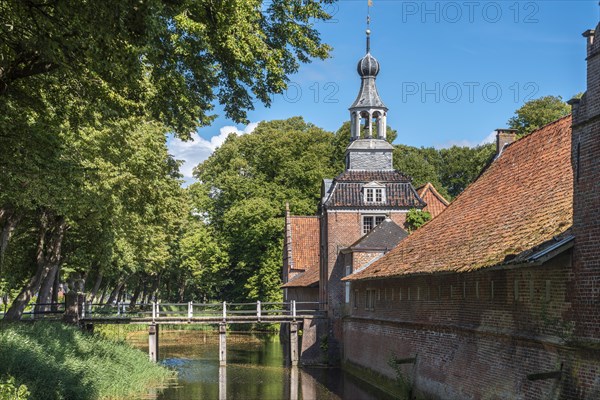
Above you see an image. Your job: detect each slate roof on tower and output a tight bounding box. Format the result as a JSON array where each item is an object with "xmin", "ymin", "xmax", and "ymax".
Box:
[{"xmin": 347, "ymin": 115, "xmax": 573, "ymax": 280}]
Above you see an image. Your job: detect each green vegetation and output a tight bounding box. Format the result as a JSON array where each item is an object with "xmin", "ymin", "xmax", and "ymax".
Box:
[
  {"xmin": 0, "ymin": 376, "xmax": 29, "ymax": 400},
  {"xmin": 1, "ymin": 0, "xmax": 572, "ymax": 312},
  {"xmin": 0, "ymin": 322, "xmax": 173, "ymax": 400},
  {"xmin": 0, "ymin": 0, "xmax": 336, "ymax": 319},
  {"xmin": 405, "ymin": 209, "xmax": 432, "ymax": 232},
  {"xmin": 508, "ymin": 95, "xmax": 572, "ymax": 136}
]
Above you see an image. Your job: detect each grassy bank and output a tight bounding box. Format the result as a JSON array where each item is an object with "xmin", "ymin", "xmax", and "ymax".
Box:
[{"xmin": 0, "ymin": 322, "xmax": 173, "ymax": 400}]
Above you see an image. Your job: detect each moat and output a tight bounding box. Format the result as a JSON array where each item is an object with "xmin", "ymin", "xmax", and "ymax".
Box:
[{"xmin": 126, "ymin": 330, "xmax": 398, "ymax": 400}]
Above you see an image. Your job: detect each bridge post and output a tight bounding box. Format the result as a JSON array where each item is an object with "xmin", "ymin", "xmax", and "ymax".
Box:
[
  {"xmin": 290, "ymin": 321, "xmax": 299, "ymax": 366},
  {"xmin": 290, "ymin": 366, "xmax": 299, "ymax": 400},
  {"xmin": 219, "ymin": 323, "xmax": 227, "ymax": 365},
  {"xmin": 219, "ymin": 365, "xmax": 227, "ymax": 400},
  {"xmin": 149, "ymin": 324, "xmax": 159, "ymax": 362},
  {"xmin": 257, "ymin": 300, "xmax": 261, "ymax": 322}
]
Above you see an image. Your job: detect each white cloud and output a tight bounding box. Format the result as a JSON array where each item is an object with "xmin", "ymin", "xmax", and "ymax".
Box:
[
  {"xmin": 480, "ymin": 130, "xmax": 496, "ymax": 145},
  {"xmin": 169, "ymin": 122, "xmax": 259, "ymax": 183},
  {"xmin": 434, "ymin": 131, "xmax": 497, "ymax": 149}
]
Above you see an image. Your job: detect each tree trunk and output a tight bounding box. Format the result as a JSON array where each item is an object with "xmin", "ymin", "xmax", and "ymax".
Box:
[
  {"xmin": 141, "ymin": 280, "xmax": 149, "ymax": 305},
  {"xmin": 89, "ymin": 270, "xmax": 103, "ymax": 303},
  {"xmin": 117, "ymin": 284, "xmax": 126, "ymax": 303},
  {"xmin": 148, "ymin": 275, "xmax": 160, "ymax": 302},
  {"xmin": 129, "ymin": 277, "xmax": 143, "ymax": 308},
  {"xmin": 0, "ymin": 207, "xmax": 21, "ymax": 274},
  {"xmin": 51, "ymin": 265, "xmax": 61, "ymax": 311},
  {"xmin": 98, "ymin": 285, "xmax": 108, "ymax": 304},
  {"xmin": 106, "ymin": 279, "xmax": 124, "ymax": 305},
  {"xmin": 178, "ymin": 280, "xmax": 187, "ymax": 303},
  {"xmin": 4, "ymin": 212, "xmax": 66, "ymax": 321},
  {"xmin": 35, "ymin": 259, "xmax": 60, "ymax": 315}
]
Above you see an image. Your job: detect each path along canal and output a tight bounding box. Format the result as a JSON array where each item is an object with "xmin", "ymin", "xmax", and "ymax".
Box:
[{"xmin": 126, "ymin": 329, "xmax": 399, "ymax": 399}]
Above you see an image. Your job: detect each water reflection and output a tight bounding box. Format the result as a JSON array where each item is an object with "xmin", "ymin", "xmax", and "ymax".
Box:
[{"xmin": 130, "ymin": 330, "xmax": 397, "ymax": 400}]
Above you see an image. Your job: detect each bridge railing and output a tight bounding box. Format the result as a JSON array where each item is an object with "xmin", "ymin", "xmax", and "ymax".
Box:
[
  {"xmin": 0, "ymin": 302, "xmax": 67, "ymax": 320},
  {"xmin": 81, "ymin": 300, "xmax": 325, "ymax": 321}
]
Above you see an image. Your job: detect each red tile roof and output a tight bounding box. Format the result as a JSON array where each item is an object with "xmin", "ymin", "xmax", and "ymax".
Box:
[
  {"xmin": 417, "ymin": 182, "xmax": 450, "ymax": 218},
  {"xmin": 282, "ymin": 216, "xmax": 320, "ymax": 288},
  {"xmin": 282, "ymin": 263, "xmax": 319, "ymax": 288},
  {"xmin": 348, "ymin": 115, "xmax": 573, "ymax": 280}
]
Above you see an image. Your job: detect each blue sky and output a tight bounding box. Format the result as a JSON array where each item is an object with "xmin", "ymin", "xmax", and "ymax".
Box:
[{"xmin": 170, "ymin": 1, "xmax": 599, "ymax": 183}]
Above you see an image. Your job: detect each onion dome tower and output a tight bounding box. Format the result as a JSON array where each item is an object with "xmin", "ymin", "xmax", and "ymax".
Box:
[
  {"xmin": 349, "ymin": 28, "xmax": 388, "ymax": 141},
  {"xmin": 346, "ymin": 26, "xmax": 394, "ymax": 171}
]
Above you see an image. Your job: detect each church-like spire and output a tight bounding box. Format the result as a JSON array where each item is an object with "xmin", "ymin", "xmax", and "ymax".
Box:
[
  {"xmin": 349, "ymin": 24, "xmax": 388, "ymax": 141},
  {"xmin": 344, "ymin": 11, "xmax": 394, "ymax": 172}
]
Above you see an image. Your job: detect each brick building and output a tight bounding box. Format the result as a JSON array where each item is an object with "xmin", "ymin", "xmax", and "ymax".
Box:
[
  {"xmin": 281, "ymin": 30, "xmax": 444, "ymax": 359},
  {"xmin": 343, "ymin": 25, "xmax": 600, "ymax": 399},
  {"xmin": 416, "ymin": 182, "xmax": 449, "ymax": 219}
]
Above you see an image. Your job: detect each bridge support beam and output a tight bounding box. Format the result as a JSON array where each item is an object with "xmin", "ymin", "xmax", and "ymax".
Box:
[
  {"xmin": 219, "ymin": 323, "xmax": 226, "ymax": 365},
  {"xmin": 149, "ymin": 324, "xmax": 159, "ymax": 362},
  {"xmin": 219, "ymin": 365, "xmax": 227, "ymax": 400},
  {"xmin": 290, "ymin": 322, "xmax": 299, "ymax": 366}
]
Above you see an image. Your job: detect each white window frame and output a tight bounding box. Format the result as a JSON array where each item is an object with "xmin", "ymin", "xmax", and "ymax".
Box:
[
  {"xmin": 363, "ymin": 182, "xmax": 386, "ymax": 204},
  {"xmin": 345, "ymin": 265, "xmax": 351, "ymax": 303},
  {"xmin": 362, "ymin": 214, "xmax": 387, "ymax": 234}
]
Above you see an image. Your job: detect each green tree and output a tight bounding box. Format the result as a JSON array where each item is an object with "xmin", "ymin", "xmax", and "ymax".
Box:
[
  {"xmin": 1, "ymin": 0, "xmax": 334, "ymax": 137},
  {"xmin": 508, "ymin": 95, "xmax": 571, "ymax": 136},
  {"xmin": 192, "ymin": 117, "xmax": 339, "ymax": 302},
  {"xmin": 404, "ymin": 209, "xmax": 432, "ymax": 232}
]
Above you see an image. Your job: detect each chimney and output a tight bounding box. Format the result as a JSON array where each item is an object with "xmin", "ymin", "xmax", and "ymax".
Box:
[
  {"xmin": 583, "ymin": 29, "xmax": 595, "ymax": 57},
  {"xmin": 495, "ymin": 128, "xmax": 517, "ymax": 157}
]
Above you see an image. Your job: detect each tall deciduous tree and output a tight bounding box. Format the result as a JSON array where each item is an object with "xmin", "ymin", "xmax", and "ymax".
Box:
[
  {"xmin": 508, "ymin": 95, "xmax": 571, "ymax": 136},
  {"xmin": 191, "ymin": 117, "xmax": 339, "ymax": 302},
  {"xmin": 1, "ymin": 0, "xmax": 334, "ymax": 136}
]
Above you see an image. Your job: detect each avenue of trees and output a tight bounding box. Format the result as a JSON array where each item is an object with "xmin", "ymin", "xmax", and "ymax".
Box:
[
  {"xmin": 0, "ymin": 1, "xmax": 577, "ymax": 315},
  {"xmin": 0, "ymin": 0, "xmax": 335, "ymax": 319}
]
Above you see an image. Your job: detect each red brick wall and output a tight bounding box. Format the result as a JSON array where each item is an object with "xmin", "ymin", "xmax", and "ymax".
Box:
[
  {"xmin": 352, "ymin": 251, "xmax": 383, "ymax": 272},
  {"xmin": 344, "ymin": 253, "xmax": 600, "ymax": 398},
  {"xmin": 322, "ymin": 210, "xmax": 408, "ymax": 317},
  {"xmin": 570, "ymin": 26, "xmax": 600, "ymax": 342}
]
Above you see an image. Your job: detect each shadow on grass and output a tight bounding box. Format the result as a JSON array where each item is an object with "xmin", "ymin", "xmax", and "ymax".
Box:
[
  {"xmin": 0, "ymin": 322, "xmax": 98, "ymax": 399},
  {"xmin": 0, "ymin": 321, "xmax": 172, "ymax": 400}
]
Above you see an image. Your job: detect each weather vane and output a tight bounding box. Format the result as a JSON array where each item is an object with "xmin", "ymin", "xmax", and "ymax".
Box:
[{"xmin": 366, "ymin": 0, "xmax": 372, "ymax": 53}]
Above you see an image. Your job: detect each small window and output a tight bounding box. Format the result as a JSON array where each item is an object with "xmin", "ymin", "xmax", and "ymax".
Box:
[
  {"xmin": 345, "ymin": 266, "xmax": 351, "ymax": 304},
  {"xmin": 363, "ymin": 183, "xmax": 386, "ymax": 204},
  {"xmin": 362, "ymin": 215, "xmax": 386, "ymax": 234},
  {"xmin": 353, "ymin": 290, "xmax": 359, "ymax": 309},
  {"xmin": 363, "ymin": 216, "xmax": 374, "ymax": 233},
  {"xmin": 365, "ymin": 289, "xmax": 376, "ymax": 310}
]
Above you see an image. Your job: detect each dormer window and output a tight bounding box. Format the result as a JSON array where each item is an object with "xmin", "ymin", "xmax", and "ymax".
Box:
[{"xmin": 363, "ymin": 182, "xmax": 386, "ymax": 204}]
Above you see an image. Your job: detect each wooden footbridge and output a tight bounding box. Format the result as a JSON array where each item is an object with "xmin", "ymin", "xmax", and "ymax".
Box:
[{"xmin": 7, "ymin": 295, "xmax": 325, "ymax": 366}]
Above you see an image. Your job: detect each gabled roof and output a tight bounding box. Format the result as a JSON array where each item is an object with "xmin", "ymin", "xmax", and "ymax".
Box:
[
  {"xmin": 287, "ymin": 216, "xmax": 319, "ymax": 271},
  {"xmin": 344, "ymin": 218, "xmax": 408, "ymax": 252},
  {"xmin": 323, "ymin": 170, "xmax": 425, "ymax": 209},
  {"xmin": 282, "ymin": 264, "xmax": 319, "ymax": 288},
  {"xmin": 416, "ymin": 182, "xmax": 450, "ymax": 219},
  {"xmin": 347, "ymin": 115, "xmax": 573, "ymax": 280},
  {"xmin": 282, "ymin": 216, "xmax": 320, "ymax": 288}
]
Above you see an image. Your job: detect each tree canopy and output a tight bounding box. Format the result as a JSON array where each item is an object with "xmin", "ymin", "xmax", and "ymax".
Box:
[
  {"xmin": 1, "ymin": 0, "xmax": 334, "ymax": 137},
  {"xmin": 508, "ymin": 95, "xmax": 571, "ymax": 136}
]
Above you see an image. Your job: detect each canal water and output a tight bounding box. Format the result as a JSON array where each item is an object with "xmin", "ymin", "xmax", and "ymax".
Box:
[{"xmin": 127, "ymin": 330, "xmax": 398, "ymax": 400}]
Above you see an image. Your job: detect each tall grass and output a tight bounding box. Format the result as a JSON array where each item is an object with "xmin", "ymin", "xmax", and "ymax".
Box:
[{"xmin": 0, "ymin": 322, "xmax": 173, "ymax": 400}]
